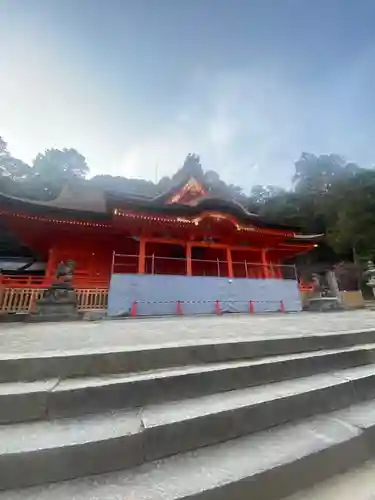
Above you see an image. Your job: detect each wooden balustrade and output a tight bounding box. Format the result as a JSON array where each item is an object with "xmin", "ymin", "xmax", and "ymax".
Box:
[
  {"xmin": 0, "ymin": 287, "xmax": 109, "ymax": 314},
  {"xmin": 0, "ymin": 288, "xmax": 44, "ymax": 313},
  {"xmin": 0, "ymin": 275, "xmax": 109, "ymax": 289},
  {"xmin": 76, "ymin": 288, "xmax": 108, "ymax": 311},
  {"xmin": 0, "ymin": 276, "xmax": 48, "ymax": 288}
]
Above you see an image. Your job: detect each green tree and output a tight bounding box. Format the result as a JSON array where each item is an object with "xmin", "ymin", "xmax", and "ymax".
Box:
[
  {"xmin": 33, "ymin": 148, "xmax": 89, "ymax": 180},
  {"xmin": 90, "ymin": 174, "xmax": 160, "ymax": 197},
  {"xmin": 204, "ymin": 168, "xmax": 244, "ymax": 199},
  {"xmin": 32, "ymin": 148, "xmax": 89, "ymax": 197},
  {"xmin": 249, "ymin": 185, "xmax": 286, "ymax": 206},
  {"xmin": 259, "ymin": 153, "xmax": 375, "ymax": 261},
  {"xmin": 325, "ymin": 169, "xmax": 375, "ymax": 258},
  {"xmin": 0, "ymin": 136, "xmax": 31, "ymax": 180},
  {"xmin": 293, "ymin": 152, "xmax": 360, "ymax": 194},
  {"xmin": 0, "ymin": 136, "xmax": 8, "ymax": 155}
]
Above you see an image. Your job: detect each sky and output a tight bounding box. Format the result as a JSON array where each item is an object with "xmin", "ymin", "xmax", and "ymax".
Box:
[{"xmin": 1, "ymin": 0, "xmax": 375, "ymax": 192}]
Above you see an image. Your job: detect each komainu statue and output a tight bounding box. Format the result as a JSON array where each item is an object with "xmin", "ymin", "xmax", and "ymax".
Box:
[{"xmin": 35, "ymin": 260, "xmax": 79, "ymax": 319}]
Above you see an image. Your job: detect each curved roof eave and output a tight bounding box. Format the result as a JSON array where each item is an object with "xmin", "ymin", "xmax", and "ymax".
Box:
[
  {"xmin": 0, "ymin": 183, "xmax": 108, "ymax": 215},
  {"xmin": 0, "ymin": 194, "xmax": 110, "ymax": 222},
  {"xmin": 293, "ymin": 233, "xmax": 324, "ymax": 240}
]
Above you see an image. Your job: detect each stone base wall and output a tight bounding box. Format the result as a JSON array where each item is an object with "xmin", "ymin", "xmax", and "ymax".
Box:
[
  {"xmin": 108, "ymin": 274, "xmax": 302, "ymax": 316},
  {"xmin": 300, "ymin": 290, "xmax": 314, "ymax": 308},
  {"xmin": 340, "ymin": 290, "xmax": 365, "ymax": 309}
]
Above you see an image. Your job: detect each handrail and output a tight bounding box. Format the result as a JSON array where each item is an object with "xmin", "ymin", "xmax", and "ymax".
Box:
[
  {"xmin": 0, "ymin": 287, "xmax": 109, "ymax": 314},
  {"xmin": 0, "ymin": 254, "xmax": 301, "ymax": 287},
  {"xmin": 113, "ymin": 253, "xmax": 295, "ymax": 268},
  {"xmin": 112, "ymin": 253, "xmax": 297, "ymax": 280},
  {"xmin": 0, "ymin": 275, "xmax": 110, "ymax": 289}
]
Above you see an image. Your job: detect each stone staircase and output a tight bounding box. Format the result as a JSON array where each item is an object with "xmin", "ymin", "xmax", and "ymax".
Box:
[{"xmin": 3, "ymin": 330, "xmax": 375, "ymax": 498}]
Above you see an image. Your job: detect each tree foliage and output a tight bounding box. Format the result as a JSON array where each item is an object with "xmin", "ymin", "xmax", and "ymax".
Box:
[
  {"xmin": 33, "ymin": 148, "xmax": 88, "ymax": 181},
  {"xmin": 0, "ymin": 140, "xmax": 90, "ymax": 199},
  {"xmin": 32, "ymin": 148, "xmax": 89, "ymax": 197},
  {"xmin": 0, "ymin": 137, "xmax": 31, "ymax": 181},
  {"xmin": 2, "ymin": 134, "xmax": 375, "ymax": 262},
  {"xmin": 293, "ymin": 153, "xmax": 360, "ymax": 194},
  {"xmin": 256, "ymin": 153, "xmax": 375, "ymax": 261}
]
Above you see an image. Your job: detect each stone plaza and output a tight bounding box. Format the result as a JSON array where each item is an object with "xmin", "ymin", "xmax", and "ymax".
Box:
[
  {"xmin": 2, "ymin": 310, "xmax": 375, "ymax": 499},
  {"xmin": 2, "ymin": 310, "xmax": 375, "ymax": 357}
]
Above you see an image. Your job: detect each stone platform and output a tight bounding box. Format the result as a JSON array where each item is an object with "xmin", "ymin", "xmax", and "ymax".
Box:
[
  {"xmin": 287, "ymin": 459, "xmax": 375, "ymax": 499},
  {"xmin": 1, "ymin": 311, "xmax": 375, "ymax": 498},
  {"xmin": 2, "ymin": 310, "xmax": 375, "ymax": 357}
]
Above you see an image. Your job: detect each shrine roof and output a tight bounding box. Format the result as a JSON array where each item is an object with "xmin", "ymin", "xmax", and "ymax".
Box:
[
  {"xmin": 0, "ymin": 182, "xmax": 110, "ymax": 220},
  {"xmin": 107, "ymin": 173, "xmax": 259, "ymax": 216},
  {"xmin": 0, "ymin": 173, "xmax": 323, "ymax": 240}
]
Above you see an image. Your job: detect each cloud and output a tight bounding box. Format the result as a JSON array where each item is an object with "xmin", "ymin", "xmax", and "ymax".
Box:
[
  {"xmin": 0, "ymin": 23, "xmax": 130, "ymax": 177},
  {"xmin": 3, "ymin": 13, "xmax": 373, "ymax": 196},
  {"xmin": 114, "ymin": 70, "xmax": 304, "ymax": 191}
]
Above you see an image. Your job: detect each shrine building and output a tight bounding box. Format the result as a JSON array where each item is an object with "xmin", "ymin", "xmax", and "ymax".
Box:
[{"xmin": 0, "ymin": 169, "xmax": 320, "ymax": 316}]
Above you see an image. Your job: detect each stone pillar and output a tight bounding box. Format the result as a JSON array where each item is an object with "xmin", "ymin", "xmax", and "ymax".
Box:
[{"xmin": 326, "ymin": 271, "xmax": 342, "ymax": 303}]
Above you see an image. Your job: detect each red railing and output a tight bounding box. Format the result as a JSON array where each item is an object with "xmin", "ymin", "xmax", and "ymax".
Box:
[
  {"xmin": 0, "ymin": 274, "xmax": 109, "ymax": 289},
  {"xmin": 0, "ymin": 254, "xmax": 299, "ymax": 293},
  {"xmin": 0, "ymin": 288, "xmax": 109, "ymax": 314},
  {"xmin": 112, "ymin": 253, "xmax": 297, "ymax": 280},
  {"xmin": 0, "ymin": 275, "xmax": 47, "ymax": 288}
]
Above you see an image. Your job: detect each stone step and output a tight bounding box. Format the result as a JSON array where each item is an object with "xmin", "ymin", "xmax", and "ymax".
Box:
[
  {"xmin": 3, "ymin": 343, "xmax": 375, "ymax": 423},
  {"xmin": 2, "ymin": 365, "xmax": 375, "ymax": 490},
  {"xmin": 3, "ymin": 328, "xmax": 375, "ymax": 382},
  {"xmin": 3, "ymin": 397, "xmax": 375, "ymax": 499},
  {"xmin": 286, "ymin": 459, "xmax": 375, "ymax": 500}
]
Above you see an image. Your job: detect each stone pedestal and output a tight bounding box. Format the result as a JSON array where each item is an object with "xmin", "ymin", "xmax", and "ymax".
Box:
[
  {"xmin": 305, "ymin": 271, "xmax": 343, "ymax": 312},
  {"xmin": 31, "ymin": 283, "xmax": 80, "ymax": 322},
  {"xmin": 307, "ymin": 297, "xmax": 343, "ymax": 312}
]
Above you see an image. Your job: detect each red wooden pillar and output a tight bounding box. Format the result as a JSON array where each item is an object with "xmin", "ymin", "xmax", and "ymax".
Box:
[
  {"xmin": 138, "ymin": 237, "xmax": 146, "ymax": 274},
  {"xmin": 90, "ymin": 252, "xmax": 96, "ymax": 277},
  {"xmin": 261, "ymin": 249, "xmax": 269, "ymax": 278},
  {"xmin": 45, "ymin": 248, "xmax": 55, "ymax": 285},
  {"xmin": 186, "ymin": 243, "xmax": 192, "ymax": 276},
  {"xmin": 276, "ymin": 264, "xmax": 282, "ymax": 279},
  {"xmin": 226, "ymin": 247, "xmax": 233, "ymax": 278},
  {"xmin": 269, "ymin": 263, "xmax": 275, "ymax": 278}
]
